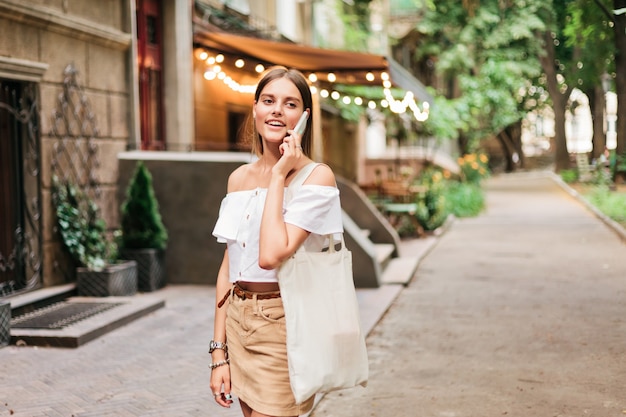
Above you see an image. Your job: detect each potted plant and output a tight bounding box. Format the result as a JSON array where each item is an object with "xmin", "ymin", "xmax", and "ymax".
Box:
[
  {"xmin": 52, "ymin": 177, "xmax": 137, "ymax": 297},
  {"xmin": 118, "ymin": 162, "xmax": 168, "ymax": 292}
]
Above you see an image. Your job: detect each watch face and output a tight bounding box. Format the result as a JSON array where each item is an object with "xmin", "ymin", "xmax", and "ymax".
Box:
[{"xmin": 209, "ymin": 341, "xmax": 225, "ymax": 353}]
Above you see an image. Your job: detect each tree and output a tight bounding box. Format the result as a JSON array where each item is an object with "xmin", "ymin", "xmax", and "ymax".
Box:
[
  {"xmin": 119, "ymin": 162, "xmax": 168, "ymax": 250},
  {"xmin": 590, "ymin": 0, "xmax": 626, "ymax": 180},
  {"xmin": 614, "ymin": 0, "xmax": 626, "ymax": 161},
  {"xmin": 412, "ymin": 0, "xmax": 548, "ymax": 170},
  {"xmin": 537, "ymin": 0, "xmax": 576, "ymax": 172},
  {"xmin": 564, "ymin": 1, "xmax": 614, "ymax": 162}
]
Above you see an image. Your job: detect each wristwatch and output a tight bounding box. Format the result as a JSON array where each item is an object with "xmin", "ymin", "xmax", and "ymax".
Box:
[{"xmin": 209, "ymin": 340, "xmax": 228, "ymax": 353}]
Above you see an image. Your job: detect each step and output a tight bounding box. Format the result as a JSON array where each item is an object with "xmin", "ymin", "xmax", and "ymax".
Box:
[
  {"xmin": 7, "ymin": 283, "xmax": 77, "ymax": 316},
  {"xmin": 380, "ymin": 256, "xmax": 420, "ymax": 285},
  {"xmin": 10, "ymin": 294, "xmax": 165, "ymax": 348},
  {"xmin": 374, "ymin": 243, "xmax": 395, "ymax": 266}
]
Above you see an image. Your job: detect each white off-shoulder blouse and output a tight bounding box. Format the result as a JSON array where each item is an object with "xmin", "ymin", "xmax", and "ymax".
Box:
[{"xmin": 212, "ymin": 184, "xmax": 343, "ymax": 283}]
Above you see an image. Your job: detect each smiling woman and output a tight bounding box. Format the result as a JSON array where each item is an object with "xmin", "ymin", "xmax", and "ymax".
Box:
[
  {"xmin": 208, "ymin": 66, "xmax": 344, "ymax": 416},
  {"xmin": 250, "ymin": 67, "xmax": 314, "ymax": 157}
]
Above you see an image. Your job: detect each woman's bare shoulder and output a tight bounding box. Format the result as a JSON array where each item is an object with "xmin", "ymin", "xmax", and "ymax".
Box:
[
  {"xmin": 227, "ymin": 164, "xmax": 254, "ymax": 193},
  {"xmin": 304, "ymin": 163, "xmax": 336, "ymax": 187}
]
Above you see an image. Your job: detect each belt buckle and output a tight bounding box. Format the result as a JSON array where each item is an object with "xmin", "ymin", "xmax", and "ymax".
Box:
[{"xmin": 234, "ymin": 285, "xmax": 247, "ymax": 300}]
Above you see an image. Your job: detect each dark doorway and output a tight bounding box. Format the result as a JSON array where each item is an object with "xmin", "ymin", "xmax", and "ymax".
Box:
[
  {"xmin": 0, "ymin": 81, "xmax": 42, "ymax": 296},
  {"xmin": 137, "ymin": 0, "xmax": 165, "ymax": 150}
]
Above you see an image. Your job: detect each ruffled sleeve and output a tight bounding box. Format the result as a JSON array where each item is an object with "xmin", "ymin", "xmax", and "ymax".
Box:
[
  {"xmin": 212, "ymin": 192, "xmax": 248, "ymax": 243},
  {"xmin": 283, "ymin": 185, "xmax": 343, "ymax": 235}
]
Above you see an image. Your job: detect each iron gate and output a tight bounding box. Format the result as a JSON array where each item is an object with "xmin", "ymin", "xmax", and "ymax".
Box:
[{"xmin": 0, "ymin": 80, "xmax": 43, "ymax": 297}]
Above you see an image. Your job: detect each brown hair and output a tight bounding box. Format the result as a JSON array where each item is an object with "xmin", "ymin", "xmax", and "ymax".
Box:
[{"xmin": 250, "ymin": 66, "xmax": 313, "ymax": 157}]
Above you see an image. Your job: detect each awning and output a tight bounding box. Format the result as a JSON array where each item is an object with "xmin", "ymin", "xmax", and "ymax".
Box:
[{"xmin": 193, "ymin": 30, "xmax": 433, "ymax": 105}]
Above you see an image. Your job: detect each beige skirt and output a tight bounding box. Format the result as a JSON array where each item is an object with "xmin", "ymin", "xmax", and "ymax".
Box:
[{"xmin": 226, "ymin": 292, "xmax": 315, "ymax": 416}]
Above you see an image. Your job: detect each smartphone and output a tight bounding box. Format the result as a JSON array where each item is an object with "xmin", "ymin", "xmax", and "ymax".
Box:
[{"xmin": 294, "ymin": 111, "xmax": 309, "ymax": 136}]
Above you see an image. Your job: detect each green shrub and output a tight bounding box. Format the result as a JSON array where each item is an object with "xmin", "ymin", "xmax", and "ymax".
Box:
[
  {"xmin": 414, "ymin": 169, "xmax": 449, "ymax": 231},
  {"xmin": 559, "ymin": 169, "xmax": 578, "ymax": 184},
  {"xmin": 444, "ymin": 181, "xmax": 485, "ymax": 217},
  {"xmin": 120, "ymin": 162, "xmax": 168, "ymax": 250},
  {"xmin": 52, "ymin": 177, "xmax": 116, "ymax": 271},
  {"xmin": 586, "ymin": 186, "xmax": 626, "ymax": 226}
]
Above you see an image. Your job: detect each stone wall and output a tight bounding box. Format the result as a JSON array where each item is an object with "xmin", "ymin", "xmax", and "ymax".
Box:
[{"xmin": 0, "ymin": 1, "xmax": 133, "ymax": 287}]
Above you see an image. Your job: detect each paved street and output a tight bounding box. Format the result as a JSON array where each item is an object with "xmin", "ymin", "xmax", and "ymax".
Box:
[
  {"xmin": 312, "ymin": 171, "xmax": 626, "ymax": 417},
  {"xmin": 1, "ymin": 171, "xmax": 625, "ymax": 416}
]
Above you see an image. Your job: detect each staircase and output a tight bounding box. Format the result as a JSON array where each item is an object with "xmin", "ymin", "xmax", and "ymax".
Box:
[{"xmin": 337, "ymin": 177, "xmax": 423, "ymax": 288}]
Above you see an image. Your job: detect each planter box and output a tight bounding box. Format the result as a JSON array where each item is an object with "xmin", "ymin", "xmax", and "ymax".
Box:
[
  {"xmin": 0, "ymin": 301, "xmax": 10, "ymax": 347},
  {"xmin": 77, "ymin": 260, "xmax": 138, "ymax": 297},
  {"xmin": 120, "ymin": 249, "xmax": 166, "ymax": 292}
]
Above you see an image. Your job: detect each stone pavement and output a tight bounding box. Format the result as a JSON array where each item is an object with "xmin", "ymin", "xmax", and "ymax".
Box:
[
  {"xmin": 0, "ymin": 230, "xmax": 435, "ymax": 416},
  {"xmin": 311, "ymin": 171, "xmax": 626, "ymax": 417},
  {"xmin": 1, "ymin": 170, "xmax": 625, "ymax": 417}
]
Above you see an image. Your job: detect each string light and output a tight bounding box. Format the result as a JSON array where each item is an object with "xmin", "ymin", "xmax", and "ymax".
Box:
[{"xmin": 193, "ymin": 48, "xmax": 430, "ymax": 121}]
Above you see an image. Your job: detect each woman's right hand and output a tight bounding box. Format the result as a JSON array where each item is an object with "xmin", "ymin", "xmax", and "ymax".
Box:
[{"xmin": 210, "ymin": 364, "xmax": 233, "ymax": 407}]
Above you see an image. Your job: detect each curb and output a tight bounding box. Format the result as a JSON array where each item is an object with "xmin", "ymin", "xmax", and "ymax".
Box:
[{"xmin": 549, "ymin": 172, "xmax": 626, "ymax": 243}]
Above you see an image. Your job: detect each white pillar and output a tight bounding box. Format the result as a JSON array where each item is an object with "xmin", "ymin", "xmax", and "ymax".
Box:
[
  {"xmin": 365, "ymin": 109, "xmax": 387, "ymax": 158},
  {"xmin": 163, "ymin": 0, "xmax": 194, "ymax": 151}
]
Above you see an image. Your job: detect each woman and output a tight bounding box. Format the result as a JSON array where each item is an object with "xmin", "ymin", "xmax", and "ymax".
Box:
[{"xmin": 210, "ymin": 66, "xmax": 343, "ymax": 417}]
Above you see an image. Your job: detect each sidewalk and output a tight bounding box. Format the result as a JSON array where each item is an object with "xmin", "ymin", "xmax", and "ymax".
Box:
[
  {"xmin": 0, "ymin": 236, "xmax": 434, "ymax": 416},
  {"xmin": 311, "ymin": 170, "xmax": 626, "ymax": 417},
  {"xmin": 2, "ymin": 170, "xmax": 625, "ymax": 417}
]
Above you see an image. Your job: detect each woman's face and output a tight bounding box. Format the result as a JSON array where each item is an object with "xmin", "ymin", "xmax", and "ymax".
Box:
[{"xmin": 254, "ymin": 77, "xmax": 305, "ymax": 146}]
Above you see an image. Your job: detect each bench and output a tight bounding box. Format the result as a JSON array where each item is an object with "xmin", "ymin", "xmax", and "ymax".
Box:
[{"xmin": 380, "ymin": 180, "xmax": 427, "ymax": 203}]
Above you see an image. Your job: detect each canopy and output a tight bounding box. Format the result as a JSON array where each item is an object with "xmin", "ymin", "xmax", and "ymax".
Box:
[{"xmin": 193, "ymin": 30, "xmax": 433, "ymax": 104}]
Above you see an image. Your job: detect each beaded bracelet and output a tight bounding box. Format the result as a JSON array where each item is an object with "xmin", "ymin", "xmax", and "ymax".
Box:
[{"xmin": 209, "ymin": 358, "xmax": 230, "ymax": 369}]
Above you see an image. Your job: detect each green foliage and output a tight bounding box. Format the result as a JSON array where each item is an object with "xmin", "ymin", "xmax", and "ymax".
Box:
[
  {"xmin": 586, "ymin": 186, "xmax": 626, "ymax": 227},
  {"xmin": 120, "ymin": 162, "xmax": 168, "ymax": 250},
  {"xmin": 444, "ymin": 181, "xmax": 485, "ymax": 218},
  {"xmin": 559, "ymin": 169, "xmax": 578, "ymax": 184},
  {"xmin": 414, "ymin": 169, "xmax": 449, "ymax": 231},
  {"xmin": 52, "ymin": 177, "xmax": 116, "ymax": 271},
  {"xmin": 318, "ymin": 0, "xmax": 373, "ymax": 51},
  {"xmin": 563, "ymin": 0, "xmax": 615, "ymax": 90},
  {"xmin": 379, "ymin": 165, "xmax": 488, "ymax": 236},
  {"xmin": 421, "ymin": 92, "xmax": 463, "ymax": 141},
  {"xmin": 614, "ymin": 152, "xmax": 626, "ymax": 177},
  {"xmin": 414, "ymin": 0, "xmax": 550, "ymax": 152},
  {"xmin": 590, "ymin": 166, "xmax": 612, "ymax": 187}
]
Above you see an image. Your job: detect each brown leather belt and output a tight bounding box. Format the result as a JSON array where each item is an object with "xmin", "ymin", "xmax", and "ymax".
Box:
[
  {"xmin": 232, "ymin": 282, "xmax": 281, "ymax": 301},
  {"xmin": 217, "ymin": 282, "xmax": 281, "ymax": 308}
]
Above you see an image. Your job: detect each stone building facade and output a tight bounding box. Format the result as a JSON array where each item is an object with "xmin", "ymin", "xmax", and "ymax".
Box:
[
  {"xmin": 1, "ymin": 0, "xmax": 432, "ymax": 297},
  {"xmin": 0, "ymin": 0, "xmax": 136, "ymax": 294}
]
